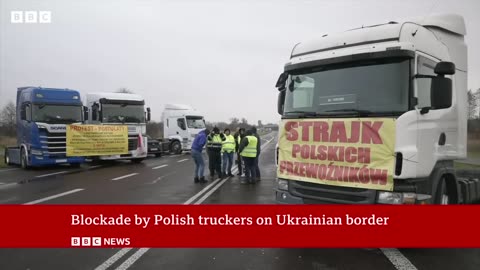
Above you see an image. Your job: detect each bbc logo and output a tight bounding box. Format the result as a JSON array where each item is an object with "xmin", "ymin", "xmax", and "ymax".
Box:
[
  {"xmin": 71, "ymin": 237, "xmax": 102, "ymax": 247},
  {"xmin": 11, "ymin": 11, "xmax": 52, "ymax": 24}
]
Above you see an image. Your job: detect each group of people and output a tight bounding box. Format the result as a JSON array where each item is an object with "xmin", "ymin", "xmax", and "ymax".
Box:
[{"xmin": 191, "ymin": 126, "xmax": 261, "ymax": 184}]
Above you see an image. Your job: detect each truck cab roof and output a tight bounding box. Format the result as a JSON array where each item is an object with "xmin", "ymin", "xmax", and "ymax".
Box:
[
  {"xmin": 17, "ymin": 87, "xmax": 82, "ymax": 105},
  {"xmin": 289, "ymin": 13, "xmax": 467, "ymax": 71}
]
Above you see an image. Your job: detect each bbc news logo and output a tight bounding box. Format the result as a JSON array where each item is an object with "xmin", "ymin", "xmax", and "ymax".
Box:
[
  {"xmin": 11, "ymin": 11, "xmax": 52, "ymax": 24},
  {"xmin": 71, "ymin": 237, "xmax": 131, "ymax": 247}
]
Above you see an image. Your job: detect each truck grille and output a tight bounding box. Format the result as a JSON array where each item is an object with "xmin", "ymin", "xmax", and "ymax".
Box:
[
  {"xmin": 288, "ymin": 180, "xmax": 377, "ymax": 204},
  {"xmin": 39, "ymin": 129, "xmax": 67, "ymax": 156},
  {"xmin": 128, "ymin": 136, "xmax": 138, "ymax": 151}
]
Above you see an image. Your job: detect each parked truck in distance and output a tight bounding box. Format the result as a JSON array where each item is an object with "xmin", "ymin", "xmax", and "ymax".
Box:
[
  {"xmin": 159, "ymin": 104, "xmax": 206, "ymax": 154},
  {"xmin": 4, "ymin": 87, "xmax": 86, "ymax": 169},
  {"xmin": 85, "ymin": 92, "xmax": 150, "ymax": 163},
  {"xmin": 275, "ymin": 14, "xmax": 480, "ymax": 205}
]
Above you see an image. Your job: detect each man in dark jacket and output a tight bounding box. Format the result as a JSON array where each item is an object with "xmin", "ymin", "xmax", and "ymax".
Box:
[
  {"xmin": 191, "ymin": 128, "xmax": 210, "ymax": 183},
  {"xmin": 251, "ymin": 126, "xmax": 261, "ymax": 181},
  {"xmin": 234, "ymin": 128, "xmax": 246, "ymax": 176},
  {"xmin": 207, "ymin": 127, "xmax": 225, "ymax": 180},
  {"xmin": 238, "ymin": 129, "xmax": 258, "ymax": 184}
]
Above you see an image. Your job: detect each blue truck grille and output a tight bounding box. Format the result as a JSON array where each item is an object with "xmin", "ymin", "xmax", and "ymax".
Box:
[
  {"xmin": 288, "ymin": 180, "xmax": 377, "ymax": 204},
  {"xmin": 39, "ymin": 128, "xmax": 67, "ymax": 156}
]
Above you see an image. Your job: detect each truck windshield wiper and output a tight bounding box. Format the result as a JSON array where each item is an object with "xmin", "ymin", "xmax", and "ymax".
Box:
[{"xmin": 283, "ymin": 111, "xmax": 332, "ymax": 118}]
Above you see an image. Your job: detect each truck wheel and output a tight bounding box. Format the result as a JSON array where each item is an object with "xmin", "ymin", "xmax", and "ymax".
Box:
[
  {"xmin": 20, "ymin": 147, "xmax": 30, "ymax": 170},
  {"xmin": 171, "ymin": 141, "xmax": 182, "ymax": 154},
  {"xmin": 4, "ymin": 149, "xmax": 10, "ymax": 165},
  {"xmin": 131, "ymin": 158, "xmax": 144, "ymax": 164},
  {"xmin": 155, "ymin": 153, "xmax": 162, "ymax": 157},
  {"xmin": 435, "ymin": 177, "xmax": 449, "ymax": 205}
]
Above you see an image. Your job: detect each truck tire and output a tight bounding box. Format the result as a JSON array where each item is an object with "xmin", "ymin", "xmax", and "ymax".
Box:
[
  {"xmin": 20, "ymin": 147, "xmax": 30, "ymax": 170},
  {"xmin": 171, "ymin": 141, "xmax": 182, "ymax": 154},
  {"xmin": 4, "ymin": 148, "xmax": 10, "ymax": 165},
  {"xmin": 131, "ymin": 158, "xmax": 144, "ymax": 164},
  {"xmin": 435, "ymin": 177, "xmax": 449, "ymax": 205},
  {"xmin": 155, "ymin": 153, "xmax": 162, "ymax": 157}
]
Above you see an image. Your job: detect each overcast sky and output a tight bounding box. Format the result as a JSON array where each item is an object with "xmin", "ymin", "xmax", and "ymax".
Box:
[{"xmin": 1, "ymin": 0, "xmax": 479, "ymax": 124}]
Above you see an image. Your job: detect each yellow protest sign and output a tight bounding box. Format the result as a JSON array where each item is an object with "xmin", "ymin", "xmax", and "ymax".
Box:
[
  {"xmin": 66, "ymin": 125, "xmax": 128, "ymax": 156},
  {"xmin": 277, "ymin": 118, "xmax": 396, "ymax": 191}
]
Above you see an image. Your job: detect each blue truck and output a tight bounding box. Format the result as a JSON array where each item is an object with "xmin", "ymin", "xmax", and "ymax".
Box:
[{"xmin": 4, "ymin": 87, "xmax": 86, "ymax": 169}]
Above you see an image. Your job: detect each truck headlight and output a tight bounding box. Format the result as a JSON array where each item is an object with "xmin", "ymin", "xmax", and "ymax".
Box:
[
  {"xmin": 31, "ymin": 149, "xmax": 43, "ymax": 156},
  {"xmin": 377, "ymin": 191, "xmax": 417, "ymax": 204},
  {"xmin": 277, "ymin": 179, "xmax": 288, "ymax": 191}
]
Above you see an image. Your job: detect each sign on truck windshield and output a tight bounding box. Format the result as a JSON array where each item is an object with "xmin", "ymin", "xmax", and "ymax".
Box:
[
  {"xmin": 284, "ymin": 58, "xmax": 410, "ymax": 116},
  {"xmin": 102, "ymin": 104, "xmax": 145, "ymax": 123},
  {"xmin": 33, "ymin": 105, "xmax": 82, "ymax": 124}
]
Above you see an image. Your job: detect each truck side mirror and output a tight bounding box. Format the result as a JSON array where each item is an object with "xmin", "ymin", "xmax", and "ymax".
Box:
[
  {"xmin": 146, "ymin": 107, "xmax": 151, "ymax": 122},
  {"xmin": 20, "ymin": 107, "xmax": 26, "ymax": 120},
  {"xmin": 83, "ymin": 106, "xmax": 89, "ymax": 121},
  {"xmin": 277, "ymin": 90, "xmax": 286, "ymax": 115},
  {"xmin": 275, "ymin": 72, "xmax": 288, "ymax": 91},
  {"xmin": 434, "ymin": 62, "xmax": 455, "ymax": 76},
  {"xmin": 92, "ymin": 103, "xmax": 99, "ymax": 121},
  {"xmin": 431, "ymin": 77, "xmax": 452, "ymax": 110}
]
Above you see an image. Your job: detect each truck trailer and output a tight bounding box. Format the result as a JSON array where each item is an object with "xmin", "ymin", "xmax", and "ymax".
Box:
[
  {"xmin": 4, "ymin": 87, "xmax": 86, "ymax": 169},
  {"xmin": 159, "ymin": 104, "xmax": 206, "ymax": 154},
  {"xmin": 274, "ymin": 14, "xmax": 480, "ymax": 205},
  {"xmin": 85, "ymin": 92, "xmax": 150, "ymax": 163}
]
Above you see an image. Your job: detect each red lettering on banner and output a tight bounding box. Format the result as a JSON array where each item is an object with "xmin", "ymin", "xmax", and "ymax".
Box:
[
  {"xmin": 285, "ymin": 122, "xmax": 298, "ymax": 141},
  {"xmin": 362, "ymin": 121, "xmax": 383, "ymax": 144},
  {"xmin": 345, "ymin": 147, "xmax": 357, "ymax": 163},
  {"xmin": 299, "ymin": 121, "xmax": 313, "ymax": 141},
  {"xmin": 313, "ymin": 121, "xmax": 329, "ymax": 142},
  {"xmin": 330, "ymin": 122, "xmax": 348, "ymax": 143},
  {"xmin": 292, "ymin": 144, "xmax": 300, "ymax": 158},
  {"xmin": 348, "ymin": 121, "xmax": 360, "ymax": 143}
]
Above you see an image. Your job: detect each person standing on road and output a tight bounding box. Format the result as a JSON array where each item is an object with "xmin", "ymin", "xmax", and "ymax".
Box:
[
  {"xmin": 221, "ymin": 128, "xmax": 235, "ymax": 177},
  {"xmin": 191, "ymin": 128, "xmax": 210, "ymax": 183},
  {"xmin": 238, "ymin": 129, "xmax": 258, "ymax": 184},
  {"xmin": 234, "ymin": 127, "xmax": 246, "ymax": 176},
  {"xmin": 251, "ymin": 126, "xmax": 262, "ymax": 181},
  {"xmin": 207, "ymin": 127, "xmax": 224, "ymax": 180}
]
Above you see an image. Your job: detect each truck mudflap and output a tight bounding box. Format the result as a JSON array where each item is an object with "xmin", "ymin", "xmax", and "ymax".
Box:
[{"xmin": 458, "ymin": 178, "xmax": 480, "ymax": 204}]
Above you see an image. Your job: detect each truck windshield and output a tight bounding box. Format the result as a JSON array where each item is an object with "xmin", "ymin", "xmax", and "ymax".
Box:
[
  {"xmin": 32, "ymin": 105, "xmax": 82, "ymax": 124},
  {"xmin": 186, "ymin": 116, "xmax": 205, "ymax": 129},
  {"xmin": 283, "ymin": 58, "xmax": 410, "ymax": 117},
  {"xmin": 101, "ymin": 104, "xmax": 145, "ymax": 123}
]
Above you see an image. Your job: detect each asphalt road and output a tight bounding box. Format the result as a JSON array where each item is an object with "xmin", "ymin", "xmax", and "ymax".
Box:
[{"xmin": 0, "ymin": 132, "xmax": 479, "ymax": 270}]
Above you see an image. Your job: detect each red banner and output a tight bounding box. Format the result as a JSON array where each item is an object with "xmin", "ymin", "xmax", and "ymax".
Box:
[{"xmin": 1, "ymin": 205, "xmax": 479, "ymax": 248}]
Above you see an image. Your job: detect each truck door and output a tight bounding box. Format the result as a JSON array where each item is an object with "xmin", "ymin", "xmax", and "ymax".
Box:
[
  {"xmin": 19, "ymin": 102, "xmax": 33, "ymax": 146},
  {"xmin": 176, "ymin": 118, "xmax": 188, "ymax": 143},
  {"xmin": 415, "ymin": 54, "xmax": 456, "ymax": 177}
]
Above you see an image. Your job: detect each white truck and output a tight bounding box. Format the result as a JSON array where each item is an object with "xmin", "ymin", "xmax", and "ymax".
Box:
[
  {"xmin": 275, "ymin": 14, "xmax": 480, "ymax": 205},
  {"xmin": 85, "ymin": 92, "xmax": 150, "ymax": 163},
  {"xmin": 159, "ymin": 104, "xmax": 206, "ymax": 154}
]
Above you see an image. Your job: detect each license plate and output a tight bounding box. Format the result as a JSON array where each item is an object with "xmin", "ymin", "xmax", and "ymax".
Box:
[
  {"xmin": 151, "ymin": 148, "xmax": 158, "ymax": 151},
  {"xmin": 56, "ymin": 159, "xmax": 67, "ymax": 163}
]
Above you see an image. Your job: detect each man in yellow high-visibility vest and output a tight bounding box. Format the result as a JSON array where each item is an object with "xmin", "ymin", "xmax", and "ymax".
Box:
[
  {"xmin": 238, "ymin": 129, "xmax": 258, "ymax": 184},
  {"xmin": 221, "ymin": 128, "xmax": 235, "ymax": 177},
  {"xmin": 207, "ymin": 127, "xmax": 224, "ymax": 180}
]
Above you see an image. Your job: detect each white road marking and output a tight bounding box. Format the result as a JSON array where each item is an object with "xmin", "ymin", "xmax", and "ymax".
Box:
[
  {"xmin": 152, "ymin": 164, "xmax": 168, "ymax": 170},
  {"xmin": 35, "ymin": 171, "xmax": 68, "ymax": 178},
  {"xmin": 94, "ymin": 248, "xmax": 133, "ymax": 270},
  {"xmin": 194, "ymin": 167, "xmax": 239, "ymax": 205},
  {"xmin": 94, "ymin": 136, "xmax": 276, "ymax": 270},
  {"xmin": 111, "ymin": 173, "xmax": 138, "ymax": 181},
  {"xmin": 0, "ymin": 182, "xmax": 18, "ymax": 190},
  {"xmin": 23, "ymin": 188, "xmax": 84, "ymax": 205},
  {"xmin": 380, "ymin": 248, "xmax": 418, "ymax": 270},
  {"xmin": 177, "ymin": 158, "xmax": 188, "ymax": 163},
  {"xmin": 114, "ymin": 248, "xmax": 149, "ymax": 270},
  {"xmin": 89, "ymin": 165, "xmax": 103, "ymax": 169},
  {"xmin": 0, "ymin": 168, "xmax": 19, "ymax": 172}
]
